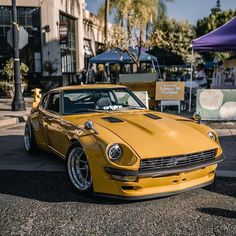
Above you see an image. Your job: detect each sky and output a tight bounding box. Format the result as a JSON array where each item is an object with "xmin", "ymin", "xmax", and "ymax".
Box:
[{"xmin": 85, "ymin": 0, "xmax": 236, "ymax": 25}]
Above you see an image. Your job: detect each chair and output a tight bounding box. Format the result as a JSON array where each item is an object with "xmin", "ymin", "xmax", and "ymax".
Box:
[{"xmin": 96, "ymin": 97, "xmax": 112, "ymax": 108}]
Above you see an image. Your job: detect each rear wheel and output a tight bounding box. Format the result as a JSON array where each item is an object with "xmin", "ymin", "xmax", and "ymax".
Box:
[
  {"xmin": 67, "ymin": 144, "xmax": 93, "ymax": 194},
  {"xmin": 24, "ymin": 122, "xmax": 38, "ymax": 155}
]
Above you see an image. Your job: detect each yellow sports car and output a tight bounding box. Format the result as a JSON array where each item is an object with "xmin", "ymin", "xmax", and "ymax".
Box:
[{"xmin": 24, "ymin": 84, "xmax": 223, "ymax": 200}]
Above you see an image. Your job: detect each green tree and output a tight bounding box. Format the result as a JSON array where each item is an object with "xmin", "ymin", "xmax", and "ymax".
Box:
[
  {"xmin": 211, "ymin": 0, "xmax": 221, "ymax": 14},
  {"xmin": 196, "ymin": 0, "xmax": 236, "ymax": 37},
  {"xmin": 1, "ymin": 58, "xmax": 29, "ymax": 82},
  {"xmin": 99, "ymin": 0, "xmax": 174, "ymax": 33},
  {"xmin": 148, "ymin": 18, "xmax": 196, "ymax": 63},
  {"xmin": 106, "ymin": 24, "xmax": 146, "ymax": 71}
]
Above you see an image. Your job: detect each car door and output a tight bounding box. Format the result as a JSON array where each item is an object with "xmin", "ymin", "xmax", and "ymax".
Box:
[
  {"xmin": 36, "ymin": 93, "xmax": 51, "ymax": 148},
  {"xmin": 40, "ymin": 92, "xmax": 69, "ymax": 158}
]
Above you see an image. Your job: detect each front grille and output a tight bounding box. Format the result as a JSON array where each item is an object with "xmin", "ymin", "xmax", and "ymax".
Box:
[{"xmin": 140, "ymin": 149, "xmax": 217, "ymax": 171}]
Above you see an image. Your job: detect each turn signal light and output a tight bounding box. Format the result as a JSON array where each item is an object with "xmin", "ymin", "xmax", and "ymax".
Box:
[{"xmin": 111, "ymin": 174, "xmax": 138, "ymax": 182}]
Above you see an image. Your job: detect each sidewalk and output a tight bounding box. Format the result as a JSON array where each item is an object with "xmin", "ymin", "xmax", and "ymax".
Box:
[{"xmin": 0, "ymin": 98, "xmax": 32, "ymax": 127}]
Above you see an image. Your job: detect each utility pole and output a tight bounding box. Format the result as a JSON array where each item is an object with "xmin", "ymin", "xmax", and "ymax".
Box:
[
  {"xmin": 105, "ymin": 0, "xmax": 109, "ymax": 41},
  {"xmin": 11, "ymin": 0, "xmax": 26, "ymax": 111}
]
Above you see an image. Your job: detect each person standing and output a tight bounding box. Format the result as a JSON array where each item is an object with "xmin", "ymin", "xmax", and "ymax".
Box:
[
  {"xmin": 87, "ymin": 65, "xmax": 96, "ymax": 84},
  {"xmin": 195, "ymin": 63, "xmax": 207, "ymax": 87}
]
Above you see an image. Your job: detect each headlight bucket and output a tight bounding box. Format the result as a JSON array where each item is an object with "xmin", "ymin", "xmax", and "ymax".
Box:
[
  {"xmin": 108, "ymin": 144, "xmax": 122, "ymax": 161},
  {"xmin": 208, "ymin": 131, "xmax": 216, "ymax": 142}
]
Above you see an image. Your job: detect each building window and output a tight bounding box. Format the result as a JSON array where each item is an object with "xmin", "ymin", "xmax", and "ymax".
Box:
[
  {"xmin": 84, "ymin": 39, "xmax": 93, "ymax": 69},
  {"xmin": 95, "ymin": 42, "xmax": 105, "ymax": 55},
  {"xmin": 59, "ymin": 13, "xmax": 76, "ymax": 73},
  {"xmin": 0, "ymin": 7, "xmax": 41, "ymax": 77}
]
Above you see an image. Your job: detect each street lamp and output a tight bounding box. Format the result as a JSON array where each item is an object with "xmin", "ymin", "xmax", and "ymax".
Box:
[{"xmin": 11, "ymin": 0, "xmax": 26, "ymax": 111}]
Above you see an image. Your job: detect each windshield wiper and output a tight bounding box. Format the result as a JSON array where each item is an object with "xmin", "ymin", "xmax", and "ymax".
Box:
[
  {"xmin": 123, "ymin": 106, "xmax": 147, "ymax": 110},
  {"xmin": 69, "ymin": 109, "xmax": 108, "ymax": 114},
  {"xmin": 83, "ymin": 109, "xmax": 108, "ymax": 113}
]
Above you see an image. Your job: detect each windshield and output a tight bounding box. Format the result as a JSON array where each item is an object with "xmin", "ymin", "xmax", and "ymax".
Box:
[{"xmin": 63, "ymin": 88, "xmax": 146, "ymax": 114}]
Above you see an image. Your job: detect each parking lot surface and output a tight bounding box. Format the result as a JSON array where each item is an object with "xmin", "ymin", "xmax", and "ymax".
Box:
[
  {"xmin": 0, "ymin": 123, "xmax": 235, "ymax": 235},
  {"xmin": 0, "ymin": 171, "xmax": 235, "ymax": 236}
]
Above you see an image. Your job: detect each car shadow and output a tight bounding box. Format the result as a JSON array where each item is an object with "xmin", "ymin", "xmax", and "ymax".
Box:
[
  {"xmin": 0, "ymin": 170, "xmax": 132, "ymax": 205},
  {"xmin": 0, "ymin": 170, "xmax": 235, "ymax": 205},
  {"xmin": 198, "ymin": 208, "xmax": 236, "ymax": 219},
  {"xmin": 0, "ymin": 134, "xmax": 65, "ymax": 170},
  {"xmin": 203, "ymin": 177, "xmax": 236, "ymax": 199}
]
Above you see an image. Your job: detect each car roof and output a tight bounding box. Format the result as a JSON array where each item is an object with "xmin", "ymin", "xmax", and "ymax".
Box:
[{"xmin": 50, "ymin": 84, "xmax": 127, "ymax": 93}]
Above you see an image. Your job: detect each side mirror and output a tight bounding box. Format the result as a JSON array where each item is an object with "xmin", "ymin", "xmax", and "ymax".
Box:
[
  {"xmin": 84, "ymin": 121, "xmax": 94, "ymax": 131},
  {"xmin": 84, "ymin": 121, "xmax": 98, "ymax": 134},
  {"xmin": 193, "ymin": 112, "xmax": 201, "ymax": 124}
]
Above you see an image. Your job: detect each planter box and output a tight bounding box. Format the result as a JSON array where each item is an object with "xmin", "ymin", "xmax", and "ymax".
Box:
[{"xmin": 0, "ymin": 83, "xmax": 27, "ymax": 98}]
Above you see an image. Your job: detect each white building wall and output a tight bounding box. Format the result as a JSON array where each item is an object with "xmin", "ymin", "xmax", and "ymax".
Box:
[
  {"xmin": 83, "ymin": 9, "xmax": 112, "ymax": 56},
  {"xmin": 1, "ymin": 0, "xmax": 86, "ymax": 76}
]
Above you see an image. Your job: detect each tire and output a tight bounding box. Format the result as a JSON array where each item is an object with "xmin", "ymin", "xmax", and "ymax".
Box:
[
  {"xmin": 24, "ymin": 122, "xmax": 38, "ymax": 155},
  {"xmin": 67, "ymin": 143, "xmax": 93, "ymax": 195}
]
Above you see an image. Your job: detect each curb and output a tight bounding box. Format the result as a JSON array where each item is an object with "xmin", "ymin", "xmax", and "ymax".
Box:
[
  {"xmin": 0, "ymin": 115, "xmax": 28, "ymax": 128},
  {"xmin": 216, "ymin": 170, "xmax": 236, "ymax": 178},
  {"xmin": 0, "ymin": 117, "xmax": 19, "ymax": 127}
]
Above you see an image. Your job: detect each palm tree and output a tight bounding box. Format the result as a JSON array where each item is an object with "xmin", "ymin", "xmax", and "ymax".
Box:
[
  {"xmin": 99, "ymin": 0, "xmax": 132, "ymax": 28},
  {"xmin": 99, "ymin": 0, "xmax": 175, "ymax": 41},
  {"xmin": 105, "ymin": 0, "xmax": 109, "ymax": 40}
]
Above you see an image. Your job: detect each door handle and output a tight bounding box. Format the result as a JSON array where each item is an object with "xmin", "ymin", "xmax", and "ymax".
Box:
[{"xmin": 46, "ymin": 118, "xmax": 54, "ymax": 122}]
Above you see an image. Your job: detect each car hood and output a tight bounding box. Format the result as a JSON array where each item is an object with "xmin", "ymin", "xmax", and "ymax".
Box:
[{"xmin": 65, "ymin": 111, "xmax": 219, "ymax": 159}]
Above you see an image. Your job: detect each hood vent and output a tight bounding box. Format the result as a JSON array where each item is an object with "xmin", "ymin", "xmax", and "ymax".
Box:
[
  {"xmin": 102, "ymin": 117, "xmax": 124, "ymax": 123},
  {"xmin": 143, "ymin": 114, "xmax": 161, "ymax": 120}
]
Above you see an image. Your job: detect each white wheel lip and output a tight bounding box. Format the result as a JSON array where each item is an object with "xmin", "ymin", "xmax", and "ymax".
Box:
[
  {"xmin": 67, "ymin": 146, "xmax": 92, "ymax": 191},
  {"xmin": 24, "ymin": 124, "xmax": 31, "ymax": 151}
]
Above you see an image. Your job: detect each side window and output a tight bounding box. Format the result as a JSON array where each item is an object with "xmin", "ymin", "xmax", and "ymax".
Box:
[
  {"xmin": 42, "ymin": 94, "xmax": 49, "ymax": 109},
  {"xmin": 47, "ymin": 93, "xmax": 60, "ymax": 113}
]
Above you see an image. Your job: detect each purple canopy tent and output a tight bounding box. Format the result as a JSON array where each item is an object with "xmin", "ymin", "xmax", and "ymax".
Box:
[
  {"xmin": 188, "ymin": 17, "xmax": 236, "ymax": 111},
  {"xmin": 193, "ymin": 17, "xmax": 236, "ymax": 52}
]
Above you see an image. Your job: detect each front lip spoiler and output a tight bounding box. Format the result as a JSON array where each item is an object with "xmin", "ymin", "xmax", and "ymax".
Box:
[
  {"xmin": 95, "ymin": 180, "xmax": 214, "ymax": 201},
  {"xmin": 105, "ymin": 155, "xmax": 224, "ymax": 178}
]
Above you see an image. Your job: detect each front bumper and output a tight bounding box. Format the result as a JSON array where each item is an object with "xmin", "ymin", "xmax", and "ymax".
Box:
[
  {"xmin": 92, "ymin": 155, "xmax": 224, "ymax": 200},
  {"xmin": 95, "ymin": 179, "xmax": 214, "ymax": 200}
]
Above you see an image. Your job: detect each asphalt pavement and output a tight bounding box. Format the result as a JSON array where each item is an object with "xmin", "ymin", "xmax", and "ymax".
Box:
[
  {"xmin": 0, "ymin": 117, "xmax": 235, "ymax": 235},
  {"xmin": 0, "ymin": 171, "xmax": 235, "ymax": 235}
]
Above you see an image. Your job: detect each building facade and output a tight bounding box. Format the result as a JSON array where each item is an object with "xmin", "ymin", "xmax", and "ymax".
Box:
[{"xmin": 0, "ymin": 0, "xmax": 106, "ymax": 87}]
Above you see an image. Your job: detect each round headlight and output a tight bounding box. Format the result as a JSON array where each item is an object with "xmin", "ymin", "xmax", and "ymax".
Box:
[
  {"xmin": 108, "ymin": 144, "xmax": 122, "ymax": 161},
  {"xmin": 208, "ymin": 131, "xmax": 216, "ymax": 142}
]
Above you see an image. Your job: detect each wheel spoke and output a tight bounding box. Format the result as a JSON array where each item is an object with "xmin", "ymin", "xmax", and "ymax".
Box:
[
  {"xmin": 85, "ymin": 170, "xmax": 88, "ymax": 180},
  {"xmin": 24, "ymin": 125, "xmax": 31, "ymax": 151},
  {"xmin": 67, "ymin": 146, "xmax": 92, "ymax": 191},
  {"xmin": 79, "ymin": 159, "xmax": 87, "ymax": 164}
]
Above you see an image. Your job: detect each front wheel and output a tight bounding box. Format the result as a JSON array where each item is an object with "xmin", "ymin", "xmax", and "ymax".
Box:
[
  {"xmin": 67, "ymin": 144, "xmax": 93, "ymax": 194},
  {"xmin": 24, "ymin": 122, "xmax": 38, "ymax": 155}
]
